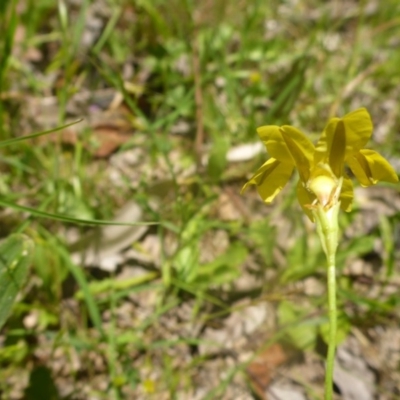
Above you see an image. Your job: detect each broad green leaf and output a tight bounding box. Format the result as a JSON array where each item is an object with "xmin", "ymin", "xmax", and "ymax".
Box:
[{"xmin": 0, "ymin": 234, "xmax": 34, "ymax": 330}]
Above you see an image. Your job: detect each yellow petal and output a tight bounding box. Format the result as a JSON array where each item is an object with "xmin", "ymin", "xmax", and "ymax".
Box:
[
  {"xmin": 280, "ymin": 126, "xmax": 314, "ymax": 182},
  {"xmin": 296, "ymin": 180, "xmax": 315, "ymax": 221},
  {"xmin": 241, "ymin": 158, "xmax": 294, "ymax": 203},
  {"xmin": 314, "ymin": 117, "xmax": 339, "ymax": 165},
  {"xmin": 256, "ymin": 126, "xmax": 294, "ymax": 164},
  {"xmin": 346, "ymin": 149, "xmax": 399, "ymax": 187},
  {"xmin": 280, "ymin": 125, "xmax": 315, "ymax": 160},
  {"xmin": 329, "ymin": 120, "xmax": 346, "ymax": 178},
  {"xmin": 256, "ymin": 125, "xmax": 314, "ymax": 167},
  {"xmin": 315, "ymin": 108, "xmax": 372, "ymax": 165},
  {"xmin": 339, "ymin": 176, "xmax": 353, "ymax": 212},
  {"xmin": 342, "ymin": 108, "xmax": 373, "ymax": 155}
]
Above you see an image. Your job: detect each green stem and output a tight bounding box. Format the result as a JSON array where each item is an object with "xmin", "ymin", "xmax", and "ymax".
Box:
[
  {"xmin": 312, "ymin": 202, "xmax": 340, "ymax": 399},
  {"xmin": 325, "ymin": 253, "xmax": 337, "ymax": 400}
]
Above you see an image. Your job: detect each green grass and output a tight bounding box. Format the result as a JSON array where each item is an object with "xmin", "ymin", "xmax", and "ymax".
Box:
[{"xmin": 0, "ymin": 0, "xmax": 400, "ymax": 399}]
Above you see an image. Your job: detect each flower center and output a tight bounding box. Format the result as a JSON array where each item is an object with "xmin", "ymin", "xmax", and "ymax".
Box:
[{"xmin": 307, "ymin": 175, "xmax": 337, "ymax": 208}]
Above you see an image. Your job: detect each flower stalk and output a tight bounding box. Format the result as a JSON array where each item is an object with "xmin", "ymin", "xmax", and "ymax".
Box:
[{"xmin": 312, "ymin": 202, "xmax": 340, "ymax": 399}]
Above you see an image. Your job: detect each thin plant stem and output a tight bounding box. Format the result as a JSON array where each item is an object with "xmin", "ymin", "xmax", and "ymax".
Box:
[
  {"xmin": 325, "ymin": 252, "xmax": 337, "ymax": 400},
  {"xmin": 313, "ymin": 202, "xmax": 340, "ymax": 400}
]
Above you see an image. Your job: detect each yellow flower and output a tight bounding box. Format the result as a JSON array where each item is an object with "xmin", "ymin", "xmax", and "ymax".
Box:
[{"xmin": 241, "ymin": 108, "xmax": 398, "ymax": 221}]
